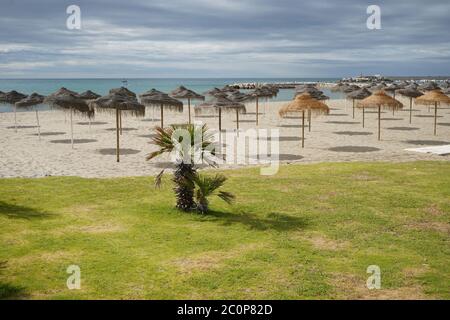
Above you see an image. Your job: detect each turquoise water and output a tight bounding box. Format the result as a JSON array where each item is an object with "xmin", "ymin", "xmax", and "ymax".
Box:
[{"xmin": 0, "ymin": 78, "xmax": 342, "ymax": 113}]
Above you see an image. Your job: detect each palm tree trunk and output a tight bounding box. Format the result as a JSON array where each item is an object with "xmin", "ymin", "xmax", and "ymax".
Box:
[{"xmin": 173, "ymin": 162, "xmax": 196, "ymax": 211}]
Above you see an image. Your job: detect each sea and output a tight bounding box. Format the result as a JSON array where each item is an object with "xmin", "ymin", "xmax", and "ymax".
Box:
[{"xmin": 0, "ymin": 78, "xmax": 343, "ymax": 113}]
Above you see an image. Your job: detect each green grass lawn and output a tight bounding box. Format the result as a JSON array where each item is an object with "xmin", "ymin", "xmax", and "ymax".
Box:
[{"xmin": 0, "ymin": 161, "xmax": 449, "ymax": 299}]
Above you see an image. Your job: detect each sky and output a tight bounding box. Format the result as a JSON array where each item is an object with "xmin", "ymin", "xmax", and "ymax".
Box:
[{"xmin": 0, "ymin": 0, "xmax": 449, "ymax": 78}]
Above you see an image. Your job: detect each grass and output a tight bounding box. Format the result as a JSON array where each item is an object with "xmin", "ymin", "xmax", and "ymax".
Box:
[{"xmin": 0, "ymin": 161, "xmax": 449, "ymax": 299}]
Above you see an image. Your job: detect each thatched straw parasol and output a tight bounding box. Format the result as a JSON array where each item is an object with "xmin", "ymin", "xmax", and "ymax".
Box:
[
  {"xmin": 294, "ymin": 87, "xmax": 329, "ymax": 131},
  {"xmin": 384, "ymin": 84, "xmax": 403, "ymax": 115},
  {"xmin": 346, "ymin": 88, "xmax": 371, "ymax": 126},
  {"xmin": 0, "ymin": 90, "xmax": 28, "ymax": 132},
  {"xmin": 357, "ymin": 91, "xmax": 403, "ymax": 140},
  {"xmin": 170, "ymin": 86, "xmax": 205, "ymax": 124},
  {"xmin": 140, "ymin": 89, "xmax": 183, "ymax": 128},
  {"xmin": 397, "ymin": 88, "xmax": 423, "ymax": 124},
  {"xmin": 415, "ymin": 90, "xmax": 450, "ymax": 135},
  {"xmin": 368, "ymin": 84, "xmax": 386, "ymax": 93},
  {"xmin": 279, "ymin": 93, "xmax": 329, "ymax": 148},
  {"xmin": 15, "ymin": 93, "xmax": 45, "ymax": 139},
  {"xmin": 0, "ymin": 90, "xmax": 28, "ymax": 104},
  {"xmin": 203, "ymin": 88, "xmax": 223, "ymax": 97},
  {"xmin": 196, "ymin": 96, "xmax": 246, "ymax": 133},
  {"xmin": 247, "ymin": 87, "xmax": 273, "ymax": 126},
  {"xmin": 89, "ymin": 92, "xmax": 145, "ymax": 162},
  {"xmin": 419, "ymin": 82, "xmax": 440, "ymax": 92},
  {"xmin": 110, "ymin": 87, "xmax": 137, "ymax": 98},
  {"xmin": 442, "ymin": 87, "xmax": 450, "ymax": 95},
  {"xmin": 44, "ymin": 88, "xmax": 93, "ymax": 148},
  {"xmin": 79, "ymin": 90, "xmax": 101, "ymax": 100}
]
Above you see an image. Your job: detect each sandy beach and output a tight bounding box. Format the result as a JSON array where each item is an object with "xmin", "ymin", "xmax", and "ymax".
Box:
[{"xmin": 1, "ymin": 97, "xmax": 449, "ymax": 178}]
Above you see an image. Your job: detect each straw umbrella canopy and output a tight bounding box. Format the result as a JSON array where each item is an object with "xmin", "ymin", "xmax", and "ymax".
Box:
[
  {"xmin": 279, "ymin": 93, "xmax": 329, "ymax": 148},
  {"xmin": 384, "ymin": 84, "xmax": 400, "ymax": 99},
  {"xmin": 397, "ymin": 88, "xmax": 423, "ymax": 124},
  {"xmin": 170, "ymin": 86, "xmax": 205, "ymax": 124},
  {"xmin": 79, "ymin": 90, "xmax": 101, "ymax": 100},
  {"xmin": 0, "ymin": 90, "xmax": 28, "ymax": 104},
  {"xmin": 0, "ymin": 90, "xmax": 28, "ymax": 132},
  {"xmin": 196, "ymin": 96, "xmax": 246, "ymax": 133},
  {"xmin": 246, "ymin": 87, "xmax": 273, "ymax": 126},
  {"xmin": 346, "ymin": 88, "xmax": 371, "ymax": 126},
  {"xmin": 140, "ymin": 89, "xmax": 183, "ymax": 128},
  {"xmin": 89, "ymin": 92, "xmax": 145, "ymax": 162},
  {"xmin": 357, "ymin": 91, "xmax": 403, "ymax": 140},
  {"xmin": 203, "ymin": 87, "xmax": 223, "ymax": 97},
  {"xmin": 442, "ymin": 87, "xmax": 450, "ymax": 95},
  {"xmin": 44, "ymin": 88, "xmax": 93, "ymax": 148},
  {"xmin": 369, "ymin": 83, "xmax": 387, "ymax": 92},
  {"xmin": 415, "ymin": 90, "xmax": 450, "ymax": 135},
  {"xmin": 110, "ymin": 87, "xmax": 137, "ymax": 98},
  {"xmin": 295, "ymin": 87, "xmax": 329, "ymax": 131},
  {"xmin": 419, "ymin": 82, "xmax": 440, "ymax": 92},
  {"xmin": 15, "ymin": 93, "xmax": 45, "ymax": 138}
]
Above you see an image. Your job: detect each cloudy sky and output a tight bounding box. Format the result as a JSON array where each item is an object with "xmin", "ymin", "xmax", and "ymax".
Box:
[{"xmin": 0, "ymin": 0, "xmax": 449, "ymax": 78}]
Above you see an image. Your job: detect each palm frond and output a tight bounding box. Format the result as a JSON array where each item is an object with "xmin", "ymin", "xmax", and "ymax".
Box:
[
  {"xmin": 218, "ymin": 191, "xmax": 235, "ymax": 204},
  {"xmin": 154, "ymin": 169, "xmax": 165, "ymax": 188}
]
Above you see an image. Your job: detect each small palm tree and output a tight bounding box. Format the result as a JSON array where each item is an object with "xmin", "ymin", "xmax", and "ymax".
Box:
[
  {"xmin": 147, "ymin": 124, "xmax": 218, "ymax": 211},
  {"xmin": 190, "ymin": 173, "xmax": 235, "ymax": 214}
]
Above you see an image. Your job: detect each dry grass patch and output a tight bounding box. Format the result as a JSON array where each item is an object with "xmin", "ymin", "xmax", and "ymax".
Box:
[
  {"xmin": 423, "ymin": 204, "xmax": 447, "ymax": 216},
  {"xmin": 171, "ymin": 243, "xmax": 263, "ymax": 274},
  {"xmin": 331, "ymin": 273, "xmax": 429, "ymax": 300},
  {"xmin": 405, "ymin": 221, "xmax": 450, "ymax": 234}
]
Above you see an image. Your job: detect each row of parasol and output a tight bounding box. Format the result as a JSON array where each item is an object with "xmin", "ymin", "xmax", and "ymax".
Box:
[
  {"xmin": 278, "ymin": 81, "xmax": 450, "ymax": 147},
  {"xmin": 0, "ymin": 84, "xmax": 279, "ymax": 162}
]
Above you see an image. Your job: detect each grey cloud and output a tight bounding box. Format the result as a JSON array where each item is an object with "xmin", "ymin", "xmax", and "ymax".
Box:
[{"xmin": 0, "ymin": 0, "xmax": 449, "ymax": 77}]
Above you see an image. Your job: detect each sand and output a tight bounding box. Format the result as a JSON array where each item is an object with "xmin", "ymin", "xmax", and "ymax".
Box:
[{"xmin": 1, "ymin": 98, "xmax": 449, "ymax": 178}]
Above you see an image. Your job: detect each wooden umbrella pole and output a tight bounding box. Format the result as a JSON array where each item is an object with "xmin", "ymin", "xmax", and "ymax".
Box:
[
  {"xmin": 116, "ymin": 107, "xmax": 120, "ymax": 162},
  {"xmin": 352, "ymin": 99, "xmax": 355, "ymax": 119},
  {"xmin": 218, "ymin": 108, "xmax": 222, "ymax": 133},
  {"xmin": 308, "ymin": 109, "xmax": 311, "ymax": 132},
  {"xmin": 119, "ymin": 110, "xmax": 122, "ymax": 135},
  {"xmin": 35, "ymin": 110, "xmax": 41, "ymax": 140},
  {"xmin": 378, "ymin": 105, "xmax": 381, "ymax": 141},
  {"xmin": 256, "ymin": 98, "xmax": 259, "ymax": 126},
  {"xmin": 14, "ymin": 105, "xmax": 17, "ymax": 132},
  {"xmin": 392, "ymin": 91, "xmax": 396, "ymax": 116},
  {"xmin": 188, "ymin": 98, "xmax": 191, "ymax": 124},
  {"xmin": 409, "ymin": 98, "xmax": 413, "ymax": 124},
  {"xmin": 236, "ymin": 108, "xmax": 239, "ymax": 132},
  {"xmin": 434, "ymin": 102, "xmax": 437, "ymax": 136},
  {"xmin": 302, "ymin": 110, "xmax": 305, "ymax": 148},
  {"xmin": 160, "ymin": 104, "xmax": 164, "ymax": 128},
  {"xmin": 362, "ymin": 107, "xmax": 365, "ymax": 128},
  {"xmin": 70, "ymin": 107, "xmax": 74, "ymax": 149}
]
